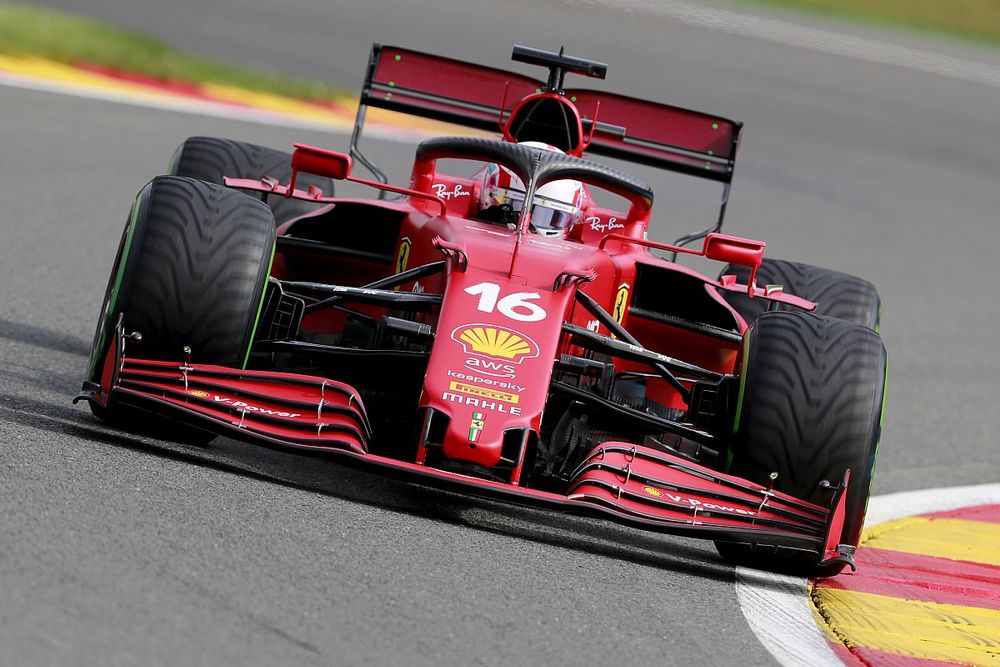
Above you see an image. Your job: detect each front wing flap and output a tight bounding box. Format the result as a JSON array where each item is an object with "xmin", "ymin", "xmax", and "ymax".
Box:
[
  {"xmin": 112, "ymin": 359, "xmax": 370, "ymax": 455},
  {"xmin": 567, "ymin": 443, "xmax": 853, "ymax": 568},
  {"xmin": 77, "ymin": 321, "xmax": 370, "ymax": 455}
]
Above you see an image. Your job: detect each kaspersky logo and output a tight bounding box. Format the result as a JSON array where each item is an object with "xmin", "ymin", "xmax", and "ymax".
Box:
[{"xmin": 452, "ymin": 324, "xmax": 539, "ymax": 363}]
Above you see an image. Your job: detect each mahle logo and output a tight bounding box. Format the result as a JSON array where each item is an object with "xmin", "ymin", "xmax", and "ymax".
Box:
[{"xmin": 452, "ymin": 325, "xmax": 538, "ymax": 363}]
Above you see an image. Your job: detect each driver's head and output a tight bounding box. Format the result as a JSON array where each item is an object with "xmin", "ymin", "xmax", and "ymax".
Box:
[
  {"xmin": 529, "ymin": 178, "xmax": 584, "ymax": 237},
  {"xmin": 478, "ymin": 142, "xmax": 583, "ymax": 238}
]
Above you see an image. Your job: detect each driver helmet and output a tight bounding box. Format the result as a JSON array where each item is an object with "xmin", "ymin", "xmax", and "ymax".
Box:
[{"xmin": 479, "ymin": 141, "xmax": 584, "ymax": 238}]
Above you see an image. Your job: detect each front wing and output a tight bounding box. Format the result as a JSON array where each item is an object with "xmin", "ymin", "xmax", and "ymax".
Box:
[{"xmin": 78, "ymin": 327, "xmax": 855, "ymax": 573}]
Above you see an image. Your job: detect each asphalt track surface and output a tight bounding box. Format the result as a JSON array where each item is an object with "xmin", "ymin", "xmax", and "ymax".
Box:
[{"xmin": 3, "ymin": 1, "xmax": 1000, "ymax": 665}]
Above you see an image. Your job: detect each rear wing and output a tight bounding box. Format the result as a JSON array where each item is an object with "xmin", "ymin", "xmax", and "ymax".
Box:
[{"xmin": 351, "ymin": 44, "xmax": 741, "ymax": 184}]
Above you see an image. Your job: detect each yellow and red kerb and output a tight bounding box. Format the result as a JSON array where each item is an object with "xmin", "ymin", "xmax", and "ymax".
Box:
[{"xmin": 811, "ymin": 503, "xmax": 1000, "ymax": 666}]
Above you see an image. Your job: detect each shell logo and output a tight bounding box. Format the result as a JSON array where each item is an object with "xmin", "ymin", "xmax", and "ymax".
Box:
[
  {"xmin": 452, "ymin": 324, "xmax": 539, "ymax": 362},
  {"xmin": 187, "ymin": 390, "xmax": 211, "ymax": 398},
  {"xmin": 642, "ymin": 486, "xmax": 663, "ymax": 498}
]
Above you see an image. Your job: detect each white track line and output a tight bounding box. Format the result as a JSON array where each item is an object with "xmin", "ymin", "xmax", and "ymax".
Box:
[
  {"xmin": 737, "ymin": 483, "xmax": 1000, "ymax": 667},
  {"xmin": 573, "ymin": 0, "xmax": 1000, "ymax": 88},
  {"xmin": 738, "ymin": 568, "xmax": 841, "ymax": 666}
]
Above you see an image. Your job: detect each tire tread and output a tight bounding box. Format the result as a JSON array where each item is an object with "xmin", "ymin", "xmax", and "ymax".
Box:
[{"xmin": 120, "ymin": 176, "xmax": 275, "ymax": 366}]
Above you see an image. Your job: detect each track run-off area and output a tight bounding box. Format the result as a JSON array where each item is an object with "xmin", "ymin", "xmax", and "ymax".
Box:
[
  {"xmin": 741, "ymin": 485, "xmax": 1000, "ymax": 666},
  {"xmin": 0, "ymin": 3, "xmax": 1000, "ymax": 665}
]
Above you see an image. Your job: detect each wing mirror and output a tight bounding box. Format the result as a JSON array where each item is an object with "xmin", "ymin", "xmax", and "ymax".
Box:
[
  {"xmin": 287, "ymin": 143, "xmax": 448, "ymax": 215},
  {"xmin": 705, "ymin": 233, "xmax": 765, "ymax": 293},
  {"xmin": 291, "ymin": 143, "xmax": 353, "ymax": 180},
  {"xmin": 703, "ymin": 233, "xmax": 765, "ymax": 269}
]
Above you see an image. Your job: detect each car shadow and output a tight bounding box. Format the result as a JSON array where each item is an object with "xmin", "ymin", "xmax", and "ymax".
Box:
[
  {"xmin": 0, "ymin": 317, "xmax": 91, "ymax": 357},
  {"xmin": 1, "ymin": 389, "xmax": 736, "ymax": 583}
]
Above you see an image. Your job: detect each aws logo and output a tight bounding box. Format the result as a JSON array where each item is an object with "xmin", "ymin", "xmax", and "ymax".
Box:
[
  {"xmin": 464, "ymin": 356, "xmax": 517, "ymax": 378},
  {"xmin": 452, "ymin": 325, "xmax": 539, "ymax": 363}
]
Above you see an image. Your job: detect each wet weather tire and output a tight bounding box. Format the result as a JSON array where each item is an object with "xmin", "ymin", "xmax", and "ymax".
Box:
[
  {"xmin": 719, "ymin": 259, "xmax": 880, "ymax": 330},
  {"xmin": 86, "ymin": 176, "xmax": 276, "ymax": 438},
  {"xmin": 716, "ymin": 312, "xmax": 886, "ymax": 577},
  {"xmin": 168, "ymin": 136, "xmax": 333, "ymax": 224}
]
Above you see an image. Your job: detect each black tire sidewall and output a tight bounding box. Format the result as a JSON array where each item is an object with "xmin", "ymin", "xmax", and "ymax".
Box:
[{"xmin": 86, "ymin": 181, "xmax": 154, "ymax": 383}]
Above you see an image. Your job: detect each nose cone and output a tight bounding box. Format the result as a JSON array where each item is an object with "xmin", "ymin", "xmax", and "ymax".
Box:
[{"xmin": 420, "ymin": 267, "xmax": 576, "ymax": 470}]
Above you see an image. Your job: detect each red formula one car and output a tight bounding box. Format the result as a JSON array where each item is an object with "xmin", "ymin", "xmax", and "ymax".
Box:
[{"xmin": 79, "ymin": 45, "xmax": 886, "ymax": 576}]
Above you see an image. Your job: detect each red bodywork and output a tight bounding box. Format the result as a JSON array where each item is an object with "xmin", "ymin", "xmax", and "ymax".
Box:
[{"xmin": 80, "ymin": 45, "xmax": 856, "ymax": 572}]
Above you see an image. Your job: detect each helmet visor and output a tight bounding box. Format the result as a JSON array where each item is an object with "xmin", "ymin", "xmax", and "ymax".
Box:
[
  {"xmin": 530, "ymin": 204, "xmax": 576, "ymax": 231},
  {"xmin": 529, "ymin": 196, "xmax": 579, "ymax": 231}
]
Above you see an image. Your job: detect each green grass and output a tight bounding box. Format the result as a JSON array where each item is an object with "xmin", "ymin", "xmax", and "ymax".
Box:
[
  {"xmin": 729, "ymin": 0, "xmax": 1000, "ymax": 46},
  {"xmin": 0, "ymin": 2, "xmax": 345, "ymax": 101}
]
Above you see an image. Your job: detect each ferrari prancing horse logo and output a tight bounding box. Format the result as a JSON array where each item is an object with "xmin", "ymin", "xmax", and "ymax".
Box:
[
  {"xmin": 395, "ymin": 237, "xmax": 411, "ymax": 274},
  {"xmin": 613, "ymin": 283, "xmax": 630, "ymax": 324}
]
